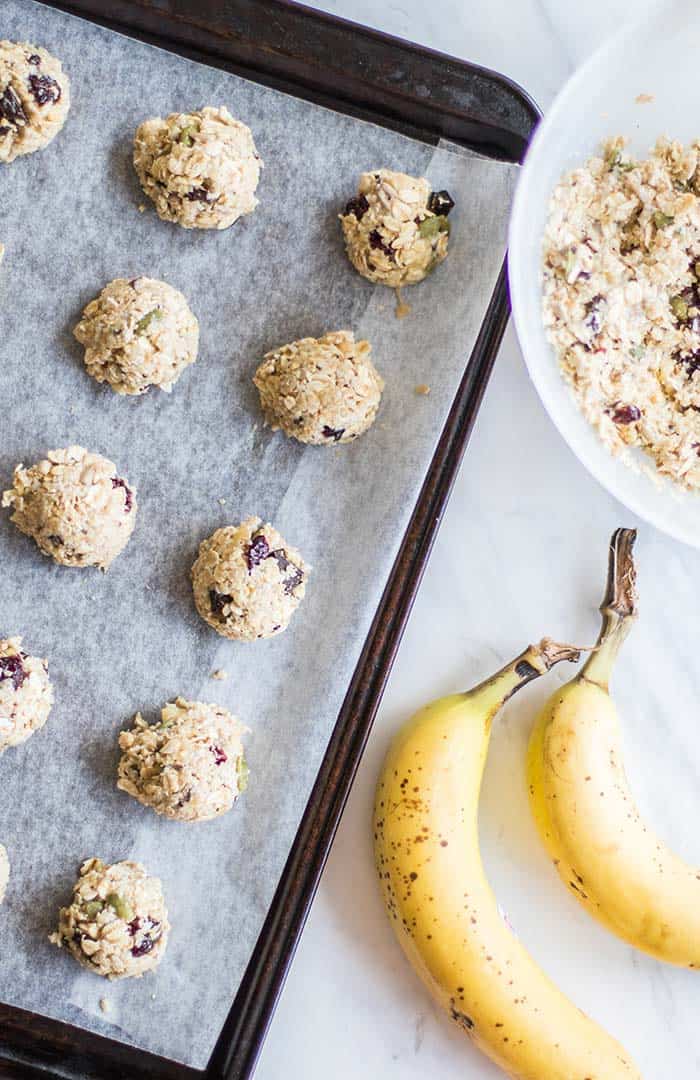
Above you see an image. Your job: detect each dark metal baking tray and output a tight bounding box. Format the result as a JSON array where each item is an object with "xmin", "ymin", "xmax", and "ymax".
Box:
[{"xmin": 0, "ymin": 1, "xmax": 539, "ymax": 1077}]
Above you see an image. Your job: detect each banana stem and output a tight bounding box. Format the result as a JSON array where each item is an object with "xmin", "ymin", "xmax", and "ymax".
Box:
[
  {"xmin": 581, "ymin": 527, "xmax": 638, "ymax": 690},
  {"xmin": 469, "ymin": 638, "xmax": 581, "ymax": 721}
]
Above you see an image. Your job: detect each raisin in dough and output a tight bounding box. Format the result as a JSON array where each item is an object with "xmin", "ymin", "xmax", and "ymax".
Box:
[
  {"xmin": 254, "ymin": 330, "xmax": 384, "ymax": 445},
  {"xmin": 191, "ymin": 517, "xmax": 307, "ymax": 641},
  {"xmin": 133, "ymin": 107, "xmax": 261, "ymax": 230},
  {"xmin": 0, "ymin": 41, "xmax": 70, "ymax": 163},
  {"xmin": 50, "ymin": 858, "xmax": 169, "ymax": 979},
  {"xmin": 0, "ymin": 636, "xmax": 53, "ymax": 754},
  {"xmin": 74, "ymin": 277, "xmax": 199, "ymax": 396},
  {"xmin": 340, "ymin": 169, "xmax": 455, "ymax": 287},
  {"xmin": 117, "ymin": 698, "xmax": 248, "ymax": 822},
  {"xmin": 0, "ymin": 845, "xmax": 8, "ymax": 904},
  {"xmin": 2, "ymin": 446, "xmax": 136, "ymax": 570}
]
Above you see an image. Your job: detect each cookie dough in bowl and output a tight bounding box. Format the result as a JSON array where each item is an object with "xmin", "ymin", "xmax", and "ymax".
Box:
[
  {"xmin": 50, "ymin": 858, "xmax": 169, "ymax": 979},
  {"xmin": 117, "ymin": 698, "xmax": 248, "ymax": 822},
  {"xmin": 542, "ymin": 137, "xmax": 700, "ymax": 491},
  {"xmin": 2, "ymin": 446, "xmax": 137, "ymax": 569},
  {"xmin": 133, "ymin": 106, "xmax": 261, "ymax": 230},
  {"xmin": 0, "ymin": 41, "xmax": 70, "ymax": 163},
  {"xmin": 191, "ymin": 517, "xmax": 308, "ymax": 641},
  {"xmin": 73, "ymin": 276, "xmax": 199, "ymax": 395},
  {"xmin": 254, "ymin": 330, "xmax": 384, "ymax": 444},
  {"xmin": 0, "ymin": 636, "xmax": 53, "ymax": 754},
  {"xmin": 340, "ymin": 169, "xmax": 454, "ymax": 287}
]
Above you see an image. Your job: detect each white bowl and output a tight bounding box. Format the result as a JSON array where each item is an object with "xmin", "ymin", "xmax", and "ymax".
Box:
[{"xmin": 508, "ymin": 0, "xmax": 700, "ymax": 547}]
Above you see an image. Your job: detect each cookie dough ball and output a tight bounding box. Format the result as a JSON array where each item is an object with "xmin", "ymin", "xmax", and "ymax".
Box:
[
  {"xmin": 0, "ymin": 636, "xmax": 53, "ymax": 754},
  {"xmin": 192, "ymin": 517, "xmax": 307, "ymax": 641},
  {"xmin": 0, "ymin": 41, "xmax": 70, "ymax": 163},
  {"xmin": 340, "ymin": 169, "xmax": 454, "ymax": 287},
  {"xmin": 50, "ymin": 858, "xmax": 169, "ymax": 980},
  {"xmin": 0, "ymin": 845, "xmax": 8, "ymax": 904},
  {"xmin": 254, "ymin": 330, "xmax": 384, "ymax": 445},
  {"xmin": 117, "ymin": 697, "xmax": 248, "ymax": 822},
  {"xmin": 133, "ymin": 106, "xmax": 261, "ymax": 230},
  {"xmin": 73, "ymin": 277, "xmax": 199, "ymax": 396},
  {"xmin": 2, "ymin": 446, "xmax": 137, "ymax": 570}
]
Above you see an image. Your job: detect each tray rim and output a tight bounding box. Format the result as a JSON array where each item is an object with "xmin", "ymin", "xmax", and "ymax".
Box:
[{"xmin": 0, "ymin": 3, "xmax": 540, "ymax": 1077}]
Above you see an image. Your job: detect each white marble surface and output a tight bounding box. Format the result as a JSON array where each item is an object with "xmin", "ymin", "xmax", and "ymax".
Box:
[{"xmin": 256, "ymin": 2, "xmax": 700, "ymax": 1077}]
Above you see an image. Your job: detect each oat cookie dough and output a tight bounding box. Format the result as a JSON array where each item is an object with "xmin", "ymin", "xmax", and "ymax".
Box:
[
  {"xmin": 0, "ymin": 845, "xmax": 8, "ymax": 904},
  {"xmin": 192, "ymin": 517, "xmax": 307, "ymax": 641},
  {"xmin": 133, "ymin": 106, "xmax": 261, "ymax": 230},
  {"xmin": 0, "ymin": 41, "xmax": 70, "ymax": 163},
  {"xmin": 2, "ymin": 446, "xmax": 137, "ymax": 569},
  {"xmin": 542, "ymin": 136, "xmax": 700, "ymax": 490},
  {"xmin": 50, "ymin": 858, "xmax": 169, "ymax": 979},
  {"xmin": 73, "ymin": 277, "xmax": 199, "ymax": 395},
  {"xmin": 117, "ymin": 697, "xmax": 248, "ymax": 822},
  {"xmin": 0, "ymin": 636, "xmax": 53, "ymax": 754},
  {"xmin": 340, "ymin": 169, "xmax": 454, "ymax": 287},
  {"xmin": 254, "ymin": 330, "xmax": 384, "ymax": 445}
]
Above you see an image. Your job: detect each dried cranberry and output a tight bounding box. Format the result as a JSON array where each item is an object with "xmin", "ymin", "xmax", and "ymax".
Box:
[
  {"xmin": 209, "ymin": 589, "xmax": 232, "ymax": 616},
  {"xmin": 268, "ymin": 549, "xmax": 303, "ymax": 594},
  {"xmin": 28, "ymin": 73, "xmax": 61, "ymax": 106},
  {"xmin": 111, "ymin": 476, "xmax": 133, "ymax": 512},
  {"xmin": 27, "ymin": 54, "xmax": 41, "ymax": 66},
  {"xmin": 681, "ymin": 350, "xmax": 700, "ymax": 378},
  {"xmin": 584, "ymin": 295, "xmax": 605, "ymax": 336},
  {"xmin": 270, "ymin": 549, "xmax": 290, "ymax": 572},
  {"xmin": 185, "ymin": 186, "xmax": 212, "ymax": 202},
  {"xmin": 611, "ymin": 404, "xmax": 641, "ymax": 424},
  {"xmin": 131, "ymin": 935, "xmax": 154, "ymax": 958},
  {"xmin": 0, "ymin": 654, "xmax": 26, "ymax": 691},
  {"xmin": 47, "ymin": 534, "xmax": 63, "ymax": 546},
  {"xmin": 0, "ymin": 85, "xmax": 27, "ymax": 126},
  {"xmin": 129, "ymin": 916, "xmax": 161, "ymax": 955},
  {"xmin": 344, "ymin": 194, "xmax": 369, "ymax": 220},
  {"xmin": 246, "ymin": 533, "xmax": 270, "ymax": 571},
  {"xmin": 322, "ymin": 425, "xmax": 345, "ymax": 442},
  {"xmin": 369, "ymin": 230, "xmax": 393, "ymax": 257},
  {"xmin": 210, "ymin": 745, "xmax": 227, "ymax": 765},
  {"xmin": 282, "ymin": 565, "xmax": 304, "ymax": 596},
  {"xmin": 427, "ymin": 190, "xmax": 455, "ymax": 216}
]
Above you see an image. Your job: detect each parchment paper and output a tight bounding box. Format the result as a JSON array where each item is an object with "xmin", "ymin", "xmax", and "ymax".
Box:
[{"xmin": 0, "ymin": 0, "xmax": 517, "ymax": 1067}]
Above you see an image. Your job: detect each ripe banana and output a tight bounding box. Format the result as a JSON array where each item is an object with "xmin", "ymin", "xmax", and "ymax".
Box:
[
  {"xmin": 528, "ymin": 527, "xmax": 700, "ymax": 967},
  {"xmin": 374, "ymin": 639, "xmax": 639, "ymax": 1080}
]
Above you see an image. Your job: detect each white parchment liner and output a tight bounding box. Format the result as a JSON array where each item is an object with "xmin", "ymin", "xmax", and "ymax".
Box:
[{"xmin": 0, "ymin": 0, "xmax": 517, "ymax": 1065}]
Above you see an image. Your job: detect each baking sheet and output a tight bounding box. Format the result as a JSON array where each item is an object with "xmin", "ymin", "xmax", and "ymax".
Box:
[{"xmin": 0, "ymin": 0, "xmax": 517, "ymax": 1067}]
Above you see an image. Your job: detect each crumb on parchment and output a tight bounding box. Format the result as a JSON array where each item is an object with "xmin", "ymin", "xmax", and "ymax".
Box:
[
  {"xmin": 415, "ymin": 384, "xmax": 431, "ymax": 396},
  {"xmin": 211, "ymin": 669, "xmax": 228, "ymax": 681},
  {"xmin": 635, "ymin": 93, "xmax": 654, "ymax": 104},
  {"xmin": 99, "ymin": 997, "xmax": 110, "ymax": 1014}
]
